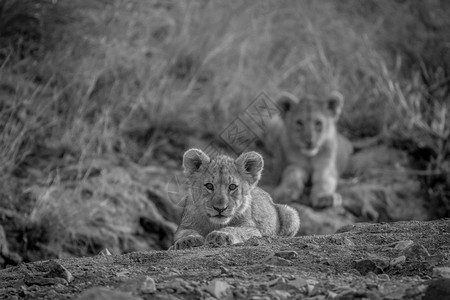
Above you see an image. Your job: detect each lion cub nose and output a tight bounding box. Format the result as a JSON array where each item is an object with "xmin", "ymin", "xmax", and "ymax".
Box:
[
  {"xmin": 213, "ymin": 206, "xmax": 228, "ymax": 214},
  {"xmin": 305, "ymin": 140, "xmax": 313, "ymax": 148}
]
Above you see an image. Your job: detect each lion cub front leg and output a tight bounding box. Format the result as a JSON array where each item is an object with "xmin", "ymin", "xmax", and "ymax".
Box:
[
  {"xmin": 171, "ymin": 229, "xmax": 205, "ymax": 250},
  {"xmin": 310, "ymin": 168, "xmax": 341, "ymax": 209},
  {"xmin": 206, "ymin": 227, "xmax": 262, "ymax": 247},
  {"xmin": 274, "ymin": 165, "xmax": 308, "ymax": 204}
]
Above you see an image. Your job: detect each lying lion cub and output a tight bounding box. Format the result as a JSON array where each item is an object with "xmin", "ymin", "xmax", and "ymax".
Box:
[
  {"xmin": 170, "ymin": 149, "xmax": 300, "ymax": 250},
  {"xmin": 271, "ymin": 91, "xmax": 353, "ymax": 208}
]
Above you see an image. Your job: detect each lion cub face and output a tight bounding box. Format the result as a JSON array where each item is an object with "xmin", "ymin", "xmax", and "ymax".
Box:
[
  {"xmin": 183, "ymin": 149, "xmax": 263, "ymax": 225},
  {"xmin": 277, "ymin": 92, "xmax": 344, "ymax": 156}
]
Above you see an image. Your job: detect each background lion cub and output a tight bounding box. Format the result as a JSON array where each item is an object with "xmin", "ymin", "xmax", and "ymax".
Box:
[
  {"xmin": 271, "ymin": 92, "xmax": 353, "ymax": 208},
  {"xmin": 171, "ymin": 149, "xmax": 300, "ymax": 250}
]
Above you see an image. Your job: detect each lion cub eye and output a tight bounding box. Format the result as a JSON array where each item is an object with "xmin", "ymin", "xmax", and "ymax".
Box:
[
  {"xmin": 228, "ymin": 184, "xmax": 238, "ymax": 191},
  {"xmin": 315, "ymin": 120, "xmax": 323, "ymax": 130},
  {"xmin": 204, "ymin": 183, "xmax": 214, "ymax": 191}
]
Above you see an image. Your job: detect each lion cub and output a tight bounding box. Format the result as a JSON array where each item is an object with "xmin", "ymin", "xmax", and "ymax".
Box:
[
  {"xmin": 271, "ymin": 91, "xmax": 353, "ymax": 208},
  {"xmin": 170, "ymin": 149, "xmax": 300, "ymax": 250}
]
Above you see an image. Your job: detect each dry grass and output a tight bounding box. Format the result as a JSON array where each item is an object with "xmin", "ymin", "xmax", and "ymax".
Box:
[{"xmin": 0, "ymin": 0, "xmax": 449, "ymax": 260}]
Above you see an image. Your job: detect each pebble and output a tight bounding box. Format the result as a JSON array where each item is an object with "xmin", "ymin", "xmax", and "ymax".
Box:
[
  {"xmin": 394, "ymin": 240, "xmax": 414, "ymax": 251},
  {"xmin": 365, "ymin": 271, "xmax": 378, "ymax": 280},
  {"xmin": 98, "ymin": 248, "xmax": 112, "ymax": 256},
  {"xmin": 377, "ymin": 274, "xmax": 390, "ymax": 281},
  {"xmin": 335, "ymin": 224, "xmax": 356, "ymax": 234},
  {"xmin": 334, "ymin": 289, "xmax": 356, "ymax": 300},
  {"xmin": 433, "ymin": 267, "xmax": 450, "ymax": 279},
  {"xmin": 404, "ymin": 284, "xmax": 427, "ymax": 299},
  {"xmin": 75, "ymin": 287, "xmax": 140, "ymax": 300},
  {"xmin": 24, "ymin": 275, "xmax": 67, "ymax": 286},
  {"xmin": 205, "ymin": 279, "xmax": 231, "ymax": 299},
  {"xmin": 264, "ymin": 255, "xmax": 293, "ymax": 267},
  {"xmin": 389, "ymin": 255, "xmax": 406, "ymax": 267},
  {"xmin": 140, "ymin": 276, "xmax": 156, "ymax": 294},
  {"xmin": 366, "ymin": 290, "xmax": 383, "ymax": 300},
  {"xmin": 402, "ymin": 243, "xmax": 430, "ymax": 261},
  {"xmin": 265, "ymin": 276, "xmax": 287, "ymax": 287},
  {"xmin": 274, "ymin": 250, "xmax": 298, "ymax": 260},
  {"xmin": 269, "ymin": 290, "xmax": 291, "ymax": 300},
  {"xmin": 23, "ymin": 260, "xmax": 74, "ymax": 286},
  {"xmin": 287, "ymin": 276, "xmax": 308, "ymax": 289},
  {"xmin": 354, "ymin": 259, "xmax": 383, "ymax": 275},
  {"xmin": 384, "ymin": 288, "xmax": 406, "ymax": 300},
  {"xmin": 424, "ymin": 279, "xmax": 450, "ymax": 300},
  {"xmin": 45, "ymin": 260, "xmax": 74, "ymax": 283}
]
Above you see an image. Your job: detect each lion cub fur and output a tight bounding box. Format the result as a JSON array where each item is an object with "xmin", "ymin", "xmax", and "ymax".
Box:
[
  {"xmin": 269, "ymin": 91, "xmax": 353, "ymax": 208},
  {"xmin": 171, "ymin": 149, "xmax": 300, "ymax": 250}
]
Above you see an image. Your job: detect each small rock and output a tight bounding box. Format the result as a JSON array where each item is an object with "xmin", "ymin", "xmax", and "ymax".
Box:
[
  {"xmin": 334, "ymin": 289, "xmax": 356, "ymax": 300},
  {"xmin": 140, "ymin": 276, "xmax": 156, "ymax": 294},
  {"xmin": 306, "ymin": 279, "xmax": 319, "ymax": 296},
  {"xmin": 167, "ymin": 278, "xmax": 192, "ymax": 293},
  {"xmin": 24, "ymin": 274, "xmax": 67, "ymax": 286},
  {"xmin": 389, "ymin": 256, "xmax": 406, "ymax": 267},
  {"xmin": 335, "ymin": 224, "xmax": 355, "ymax": 233},
  {"xmin": 205, "ymin": 280, "xmax": 231, "ymax": 299},
  {"xmin": 365, "ymin": 271, "xmax": 378, "ymax": 280},
  {"xmin": 269, "ymin": 290, "xmax": 291, "ymax": 300},
  {"xmin": 347, "ymin": 268, "xmax": 362, "ymax": 276},
  {"xmin": 265, "ymin": 276, "xmax": 287, "ymax": 287},
  {"xmin": 354, "ymin": 259, "xmax": 383, "ymax": 275},
  {"xmin": 264, "ymin": 255, "xmax": 293, "ymax": 267},
  {"xmin": 366, "ymin": 290, "xmax": 383, "ymax": 300},
  {"xmin": 249, "ymin": 296, "xmax": 270, "ymax": 300},
  {"xmin": 287, "ymin": 276, "xmax": 308, "ymax": 289},
  {"xmin": 274, "ymin": 250, "xmax": 298, "ymax": 260},
  {"xmin": 433, "ymin": 267, "xmax": 450, "ymax": 279},
  {"xmin": 424, "ymin": 279, "xmax": 450, "ymax": 300},
  {"xmin": 377, "ymin": 274, "xmax": 390, "ymax": 281},
  {"xmin": 402, "ymin": 243, "xmax": 430, "ymax": 261},
  {"xmin": 327, "ymin": 291, "xmax": 338, "ymax": 299},
  {"xmin": 394, "ymin": 240, "xmax": 414, "ymax": 251},
  {"xmin": 404, "ymin": 284, "xmax": 427, "ymax": 299},
  {"xmin": 45, "ymin": 261, "xmax": 74, "ymax": 283},
  {"xmin": 24, "ymin": 260, "xmax": 74, "ymax": 286},
  {"xmin": 76, "ymin": 287, "xmax": 141, "ymax": 300},
  {"xmin": 98, "ymin": 248, "xmax": 112, "ymax": 256},
  {"xmin": 384, "ymin": 288, "xmax": 406, "ymax": 300}
]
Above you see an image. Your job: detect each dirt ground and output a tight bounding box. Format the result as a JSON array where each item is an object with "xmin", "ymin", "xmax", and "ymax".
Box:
[{"xmin": 0, "ymin": 219, "xmax": 449, "ymax": 300}]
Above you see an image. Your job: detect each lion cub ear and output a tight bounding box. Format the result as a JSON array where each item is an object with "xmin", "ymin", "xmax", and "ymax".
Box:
[
  {"xmin": 276, "ymin": 92, "xmax": 299, "ymax": 118},
  {"xmin": 235, "ymin": 151, "xmax": 264, "ymax": 186},
  {"xmin": 326, "ymin": 91, "xmax": 344, "ymax": 118},
  {"xmin": 183, "ymin": 148, "xmax": 210, "ymax": 177}
]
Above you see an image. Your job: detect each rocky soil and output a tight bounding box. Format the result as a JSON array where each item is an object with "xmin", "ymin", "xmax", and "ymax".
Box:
[{"xmin": 0, "ymin": 219, "xmax": 449, "ymax": 300}]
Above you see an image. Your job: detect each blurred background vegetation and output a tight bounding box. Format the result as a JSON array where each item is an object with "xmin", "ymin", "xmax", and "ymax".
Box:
[{"xmin": 0, "ymin": 0, "xmax": 449, "ymax": 264}]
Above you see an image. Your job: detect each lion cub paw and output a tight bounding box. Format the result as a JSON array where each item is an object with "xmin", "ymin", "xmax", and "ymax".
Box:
[
  {"xmin": 171, "ymin": 235, "xmax": 205, "ymax": 250},
  {"xmin": 206, "ymin": 231, "xmax": 238, "ymax": 247},
  {"xmin": 312, "ymin": 193, "xmax": 342, "ymax": 209}
]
